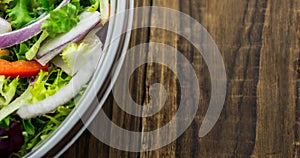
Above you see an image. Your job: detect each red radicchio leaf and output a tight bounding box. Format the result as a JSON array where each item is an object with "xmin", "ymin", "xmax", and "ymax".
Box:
[
  {"xmin": 0, "ymin": 129, "xmax": 7, "ymax": 136},
  {"xmin": 0, "ymin": 121, "xmax": 24, "ymax": 157}
]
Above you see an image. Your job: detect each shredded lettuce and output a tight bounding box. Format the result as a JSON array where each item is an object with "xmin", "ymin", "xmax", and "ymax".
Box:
[
  {"xmin": 29, "ymin": 69, "xmax": 71, "ymax": 103},
  {"xmin": 6, "ymin": 0, "xmax": 35, "ymax": 29},
  {"xmin": 60, "ymin": 42, "xmax": 92, "ymax": 75},
  {"xmin": 9, "ymin": 35, "xmax": 38, "ymax": 61},
  {"xmin": 0, "ymin": 98, "xmax": 77, "ymax": 157},
  {"xmin": 18, "ymin": 98, "xmax": 76, "ymax": 156},
  {"xmin": 35, "ymin": 0, "xmax": 62, "ymax": 12},
  {"xmin": 41, "ymin": 1, "xmax": 81, "ymax": 38},
  {"xmin": 52, "ymin": 29, "xmax": 102, "ymax": 76},
  {"xmin": 25, "ymin": 31, "xmax": 49, "ymax": 60},
  {"xmin": 0, "ymin": 68, "xmax": 71, "ymax": 121},
  {"xmin": 61, "ymin": 43, "xmax": 88, "ymax": 68},
  {"xmin": 0, "ymin": 0, "xmax": 12, "ymax": 17},
  {"xmin": 0, "ymin": 76, "xmax": 19, "ymax": 107}
]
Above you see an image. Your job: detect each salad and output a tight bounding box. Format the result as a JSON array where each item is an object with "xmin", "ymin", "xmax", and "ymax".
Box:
[{"xmin": 0, "ymin": 0, "xmax": 109, "ymax": 157}]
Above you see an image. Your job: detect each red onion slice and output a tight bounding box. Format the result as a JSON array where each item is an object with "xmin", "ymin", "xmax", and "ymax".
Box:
[{"xmin": 0, "ymin": 0, "xmax": 70, "ymax": 49}]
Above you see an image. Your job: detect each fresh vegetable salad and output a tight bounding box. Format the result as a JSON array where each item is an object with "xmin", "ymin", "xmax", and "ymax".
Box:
[{"xmin": 0, "ymin": 0, "xmax": 109, "ymax": 157}]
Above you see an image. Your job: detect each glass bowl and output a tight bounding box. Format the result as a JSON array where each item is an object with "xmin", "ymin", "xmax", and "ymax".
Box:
[{"xmin": 24, "ymin": 0, "xmax": 134, "ymax": 157}]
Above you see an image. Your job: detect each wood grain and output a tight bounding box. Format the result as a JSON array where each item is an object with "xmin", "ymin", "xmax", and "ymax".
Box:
[{"xmin": 59, "ymin": 0, "xmax": 300, "ymax": 157}]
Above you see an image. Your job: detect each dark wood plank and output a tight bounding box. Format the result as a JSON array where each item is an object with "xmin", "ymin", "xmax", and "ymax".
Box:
[
  {"xmin": 60, "ymin": 0, "xmax": 300, "ymax": 157},
  {"xmin": 61, "ymin": 0, "xmax": 151, "ymax": 157},
  {"xmin": 253, "ymin": 0, "xmax": 300, "ymax": 157}
]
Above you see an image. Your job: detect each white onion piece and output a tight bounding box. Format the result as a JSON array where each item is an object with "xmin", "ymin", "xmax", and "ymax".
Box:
[
  {"xmin": 17, "ymin": 38, "xmax": 103, "ymax": 119},
  {"xmin": 51, "ymin": 23, "xmax": 105, "ymax": 76},
  {"xmin": 0, "ymin": 17, "xmax": 12, "ymax": 34},
  {"xmin": 36, "ymin": 11, "xmax": 101, "ymax": 66},
  {"xmin": 0, "ymin": 0, "xmax": 70, "ymax": 49}
]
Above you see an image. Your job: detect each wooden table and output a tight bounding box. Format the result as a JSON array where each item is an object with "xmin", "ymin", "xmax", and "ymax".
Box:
[{"xmin": 60, "ymin": 0, "xmax": 300, "ymax": 157}]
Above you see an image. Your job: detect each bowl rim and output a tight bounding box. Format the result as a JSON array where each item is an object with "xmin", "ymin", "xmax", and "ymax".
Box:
[{"xmin": 23, "ymin": 0, "xmax": 134, "ymax": 157}]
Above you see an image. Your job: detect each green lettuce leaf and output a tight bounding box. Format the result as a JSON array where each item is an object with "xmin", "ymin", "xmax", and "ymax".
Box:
[
  {"xmin": 29, "ymin": 69, "xmax": 71, "ymax": 103},
  {"xmin": 25, "ymin": 31, "xmax": 49, "ymax": 60},
  {"xmin": 35, "ymin": 0, "xmax": 61, "ymax": 12},
  {"xmin": 41, "ymin": 2, "xmax": 81, "ymax": 38},
  {"xmin": 9, "ymin": 35, "xmax": 38, "ymax": 61},
  {"xmin": 0, "ymin": 0, "xmax": 13, "ymax": 17},
  {"xmin": 0, "ymin": 68, "xmax": 71, "ymax": 121},
  {"xmin": 6, "ymin": 0, "xmax": 35, "ymax": 29},
  {"xmin": 20, "ymin": 99, "xmax": 75, "ymax": 154},
  {"xmin": 0, "ymin": 88, "xmax": 31, "ymax": 122},
  {"xmin": 60, "ymin": 42, "xmax": 91, "ymax": 75},
  {"xmin": 21, "ymin": 119, "xmax": 35, "ymax": 136},
  {"xmin": 0, "ymin": 76, "xmax": 19, "ymax": 107}
]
